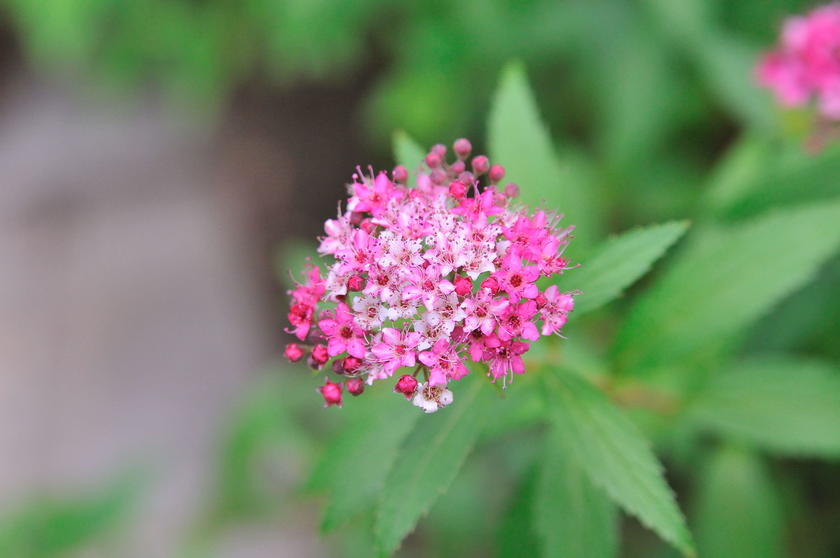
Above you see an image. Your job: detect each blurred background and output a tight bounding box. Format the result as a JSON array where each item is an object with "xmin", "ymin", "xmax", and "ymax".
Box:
[{"xmin": 0, "ymin": 1, "xmax": 837, "ymax": 557}]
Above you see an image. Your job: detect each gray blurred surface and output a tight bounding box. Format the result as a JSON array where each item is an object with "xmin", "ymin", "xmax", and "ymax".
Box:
[{"xmin": 0, "ymin": 77, "xmax": 324, "ymax": 557}]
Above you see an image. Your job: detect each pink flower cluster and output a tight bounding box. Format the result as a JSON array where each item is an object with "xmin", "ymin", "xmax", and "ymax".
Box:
[
  {"xmin": 757, "ymin": 3, "xmax": 840, "ymax": 120},
  {"xmin": 284, "ymin": 139, "xmax": 576, "ymax": 412}
]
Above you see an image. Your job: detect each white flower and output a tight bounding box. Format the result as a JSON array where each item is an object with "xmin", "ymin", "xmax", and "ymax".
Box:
[{"xmin": 411, "ymin": 382, "xmax": 454, "ymax": 413}]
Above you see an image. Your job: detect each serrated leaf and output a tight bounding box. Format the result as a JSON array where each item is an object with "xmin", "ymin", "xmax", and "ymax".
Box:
[
  {"xmin": 374, "ymin": 379, "xmax": 493, "ymax": 557},
  {"xmin": 558, "ymin": 221, "xmax": 688, "ymax": 315},
  {"xmin": 694, "ymin": 446, "xmax": 785, "ymax": 558},
  {"xmin": 544, "ymin": 370, "xmax": 694, "ymax": 557},
  {"xmin": 614, "ymin": 200, "xmax": 840, "ymax": 374},
  {"xmin": 534, "ymin": 422, "xmax": 618, "ymax": 558},
  {"xmin": 687, "ymin": 357, "xmax": 840, "ymax": 457},
  {"xmin": 392, "ymin": 130, "xmax": 425, "ymax": 185},
  {"xmin": 306, "ymin": 383, "xmax": 419, "ymax": 532},
  {"xmin": 488, "ymin": 62, "xmax": 598, "ymax": 250}
]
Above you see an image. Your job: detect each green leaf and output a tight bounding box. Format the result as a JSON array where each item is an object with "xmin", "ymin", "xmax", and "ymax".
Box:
[
  {"xmin": 0, "ymin": 474, "xmax": 141, "ymax": 558},
  {"xmin": 497, "ymin": 470, "xmax": 540, "ymax": 558},
  {"xmin": 544, "ymin": 370, "xmax": 694, "ymax": 557},
  {"xmin": 614, "ymin": 200, "xmax": 840, "ymax": 374},
  {"xmin": 306, "ymin": 383, "xmax": 419, "ymax": 532},
  {"xmin": 687, "ymin": 356, "xmax": 840, "ymax": 457},
  {"xmin": 392, "ymin": 130, "xmax": 426, "ymax": 185},
  {"xmin": 488, "ymin": 62, "xmax": 598, "ymax": 250},
  {"xmin": 558, "ymin": 221, "xmax": 689, "ymax": 315},
  {"xmin": 694, "ymin": 446, "xmax": 785, "ymax": 558},
  {"xmin": 374, "ymin": 378, "xmax": 493, "ymax": 557},
  {"xmin": 534, "ymin": 422, "xmax": 618, "ymax": 558}
]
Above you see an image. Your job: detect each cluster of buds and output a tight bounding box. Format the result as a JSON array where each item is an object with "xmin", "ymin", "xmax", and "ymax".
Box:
[
  {"xmin": 284, "ymin": 138, "xmax": 576, "ymax": 411},
  {"xmin": 757, "ymin": 3, "xmax": 840, "ymax": 120}
]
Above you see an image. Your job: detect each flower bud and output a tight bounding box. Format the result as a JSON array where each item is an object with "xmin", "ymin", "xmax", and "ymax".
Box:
[
  {"xmin": 454, "ymin": 276, "xmax": 473, "ymax": 296},
  {"xmin": 331, "ymin": 358, "xmax": 346, "ymax": 374},
  {"xmin": 450, "ymin": 160, "xmax": 466, "ymax": 174},
  {"xmin": 343, "ymin": 356, "xmax": 362, "ymax": 373},
  {"xmin": 346, "ymin": 377, "xmax": 365, "ymax": 396},
  {"xmin": 430, "ymin": 169, "xmax": 447, "ymax": 185},
  {"xmin": 535, "ymin": 293, "xmax": 548, "ymax": 308},
  {"xmin": 504, "ymin": 183, "xmax": 520, "ymax": 198},
  {"xmin": 284, "ymin": 343, "xmax": 305, "ymax": 362},
  {"xmin": 457, "ymin": 171, "xmax": 474, "ymax": 184},
  {"xmin": 471, "ymin": 155, "xmax": 490, "ymax": 175},
  {"xmin": 392, "ymin": 165, "xmax": 408, "ymax": 183},
  {"xmin": 309, "ymin": 344, "xmax": 329, "ymax": 369},
  {"xmin": 431, "ymin": 143, "xmax": 447, "ymax": 158},
  {"xmin": 394, "ymin": 374, "xmax": 418, "ymax": 399},
  {"xmin": 488, "ymin": 164, "xmax": 505, "ymax": 183},
  {"xmin": 480, "ymin": 276, "xmax": 500, "ymax": 295},
  {"xmin": 453, "ymin": 138, "xmax": 472, "ymax": 159},
  {"xmin": 449, "ymin": 181, "xmax": 468, "ymax": 199},
  {"xmin": 347, "ymin": 275, "xmax": 366, "ymax": 292},
  {"xmin": 318, "ymin": 380, "xmax": 342, "ymax": 407},
  {"xmin": 425, "ymin": 152, "xmax": 442, "ymax": 168}
]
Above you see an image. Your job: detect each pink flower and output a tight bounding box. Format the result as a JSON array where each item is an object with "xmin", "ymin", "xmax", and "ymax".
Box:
[
  {"xmin": 318, "ymin": 303, "xmax": 366, "ymax": 358},
  {"xmin": 284, "ymin": 138, "xmax": 579, "ymax": 410},
  {"xmin": 495, "ymin": 253, "xmax": 540, "ymax": 301},
  {"xmin": 371, "ymin": 328, "xmax": 421, "ymax": 375},
  {"xmin": 418, "ymin": 339, "xmax": 470, "ymax": 386},
  {"xmin": 483, "ymin": 335, "xmax": 530, "ymax": 385},
  {"xmin": 539, "ymin": 285, "xmax": 575, "ymax": 336},
  {"xmin": 497, "ymin": 300, "xmax": 540, "ymax": 342},
  {"xmin": 757, "ymin": 3, "xmax": 840, "ymax": 120}
]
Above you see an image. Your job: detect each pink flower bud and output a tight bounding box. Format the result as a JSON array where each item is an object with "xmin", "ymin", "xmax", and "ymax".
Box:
[
  {"xmin": 481, "ymin": 276, "xmax": 500, "ymax": 295},
  {"xmin": 425, "ymin": 152, "xmax": 442, "ymax": 168},
  {"xmin": 488, "ymin": 164, "xmax": 505, "ymax": 183},
  {"xmin": 535, "ymin": 294, "xmax": 548, "ymax": 308},
  {"xmin": 318, "ymin": 380, "xmax": 342, "ymax": 407},
  {"xmin": 309, "ymin": 344, "xmax": 329, "ymax": 369},
  {"xmin": 504, "ymin": 183, "xmax": 520, "ymax": 198},
  {"xmin": 394, "ymin": 374, "xmax": 418, "ymax": 399},
  {"xmin": 347, "ymin": 275, "xmax": 366, "ymax": 292},
  {"xmin": 431, "ymin": 143, "xmax": 447, "ymax": 157},
  {"xmin": 392, "ymin": 165, "xmax": 408, "ymax": 183},
  {"xmin": 346, "ymin": 377, "xmax": 365, "ymax": 396},
  {"xmin": 331, "ymin": 358, "xmax": 346, "ymax": 374},
  {"xmin": 450, "ymin": 160, "xmax": 466, "ymax": 174},
  {"xmin": 284, "ymin": 343, "xmax": 305, "ymax": 362},
  {"xmin": 457, "ymin": 171, "xmax": 474, "ymax": 184},
  {"xmin": 430, "ymin": 169, "xmax": 447, "ymax": 185},
  {"xmin": 343, "ymin": 356, "xmax": 362, "ymax": 373},
  {"xmin": 471, "ymin": 155, "xmax": 490, "ymax": 175},
  {"xmin": 449, "ymin": 181, "xmax": 468, "ymax": 199},
  {"xmin": 454, "ymin": 276, "xmax": 473, "ymax": 296},
  {"xmin": 453, "ymin": 138, "xmax": 472, "ymax": 159}
]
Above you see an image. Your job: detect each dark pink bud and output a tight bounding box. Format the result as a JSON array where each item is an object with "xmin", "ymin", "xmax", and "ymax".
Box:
[
  {"xmin": 346, "ymin": 378, "xmax": 365, "ymax": 396},
  {"xmin": 309, "ymin": 344, "xmax": 329, "ymax": 368},
  {"xmin": 431, "ymin": 143, "xmax": 447, "ymax": 157},
  {"xmin": 488, "ymin": 164, "xmax": 505, "ymax": 183},
  {"xmin": 318, "ymin": 380, "xmax": 343, "ymax": 407},
  {"xmin": 430, "ymin": 169, "xmax": 447, "ymax": 185},
  {"xmin": 449, "ymin": 181, "xmax": 468, "ymax": 199},
  {"xmin": 454, "ymin": 276, "xmax": 473, "ymax": 296},
  {"xmin": 504, "ymin": 183, "xmax": 520, "ymax": 198},
  {"xmin": 425, "ymin": 152, "xmax": 442, "ymax": 168},
  {"xmin": 535, "ymin": 293, "xmax": 547, "ymax": 308},
  {"xmin": 331, "ymin": 358, "xmax": 346, "ymax": 374},
  {"xmin": 284, "ymin": 343, "xmax": 305, "ymax": 362},
  {"xmin": 392, "ymin": 165, "xmax": 408, "ymax": 183},
  {"xmin": 347, "ymin": 275, "xmax": 365, "ymax": 292},
  {"xmin": 343, "ymin": 356, "xmax": 362, "ymax": 373},
  {"xmin": 450, "ymin": 160, "xmax": 466, "ymax": 174},
  {"xmin": 481, "ymin": 276, "xmax": 500, "ymax": 294},
  {"xmin": 471, "ymin": 155, "xmax": 490, "ymax": 175},
  {"xmin": 394, "ymin": 374, "xmax": 418, "ymax": 399},
  {"xmin": 453, "ymin": 138, "xmax": 472, "ymax": 159}
]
